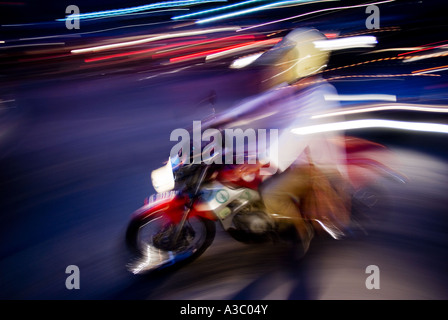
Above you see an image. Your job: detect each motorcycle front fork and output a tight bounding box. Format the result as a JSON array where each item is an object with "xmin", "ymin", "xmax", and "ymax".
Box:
[{"xmin": 171, "ymin": 165, "xmax": 210, "ymax": 247}]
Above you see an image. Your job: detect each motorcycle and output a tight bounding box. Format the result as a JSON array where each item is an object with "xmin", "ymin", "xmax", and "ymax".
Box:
[{"xmin": 124, "ymin": 127, "xmax": 406, "ymax": 275}]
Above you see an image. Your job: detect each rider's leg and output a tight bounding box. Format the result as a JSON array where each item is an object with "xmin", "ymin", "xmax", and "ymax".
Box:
[{"xmin": 260, "ymin": 165, "xmax": 314, "ymax": 251}]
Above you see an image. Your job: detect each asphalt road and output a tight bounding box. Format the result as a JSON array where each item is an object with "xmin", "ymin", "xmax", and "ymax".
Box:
[{"xmin": 1, "ymin": 64, "xmax": 447, "ymax": 300}]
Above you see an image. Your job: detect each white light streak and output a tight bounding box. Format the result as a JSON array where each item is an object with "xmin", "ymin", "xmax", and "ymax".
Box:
[
  {"xmin": 197, "ymin": 0, "xmax": 337, "ymax": 24},
  {"xmin": 323, "ymin": 94, "xmax": 396, "ymax": 102},
  {"xmin": 312, "ymin": 103, "xmax": 448, "ymax": 119},
  {"xmin": 229, "ymin": 52, "xmax": 264, "ymax": 68},
  {"xmin": 292, "ymin": 119, "xmax": 448, "ymax": 135},
  {"xmin": 313, "ymin": 36, "xmax": 377, "ymax": 51},
  {"xmin": 237, "ymin": 0, "xmax": 395, "ymax": 32},
  {"xmin": 71, "ymin": 27, "xmax": 240, "ymax": 54}
]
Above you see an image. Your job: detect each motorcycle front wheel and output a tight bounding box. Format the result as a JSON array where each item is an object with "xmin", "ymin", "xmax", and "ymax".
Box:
[{"xmin": 125, "ymin": 212, "xmax": 216, "ymax": 275}]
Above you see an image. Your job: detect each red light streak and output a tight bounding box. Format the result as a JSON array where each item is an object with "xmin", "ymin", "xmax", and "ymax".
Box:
[
  {"xmin": 84, "ymin": 39, "xmax": 205, "ymax": 63},
  {"xmin": 169, "ymin": 38, "xmax": 281, "ymax": 63},
  {"xmin": 398, "ymin": 40, "xmax": 448, "ymax": 56},
  {"xmin": 84, "ymin": 34, "xmax": 257, "ymax": 63}
]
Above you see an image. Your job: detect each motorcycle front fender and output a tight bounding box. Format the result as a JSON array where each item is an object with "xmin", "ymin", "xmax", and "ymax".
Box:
[{"xmin": 130, "ymin": 191, "xmax": 217, "ymax": 224}]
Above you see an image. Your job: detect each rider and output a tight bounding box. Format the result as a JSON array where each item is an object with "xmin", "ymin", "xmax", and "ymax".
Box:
[{"xmin": 211, "ymin": 28, "xmax": 351, "ymax": 257}]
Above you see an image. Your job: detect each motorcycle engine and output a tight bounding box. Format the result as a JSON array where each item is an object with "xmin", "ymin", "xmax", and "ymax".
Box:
[
  {"xmin": 234, "ymin": 212, "xmax": 271, "ymax": 234},
  {"xmin": 229, "ymin": 211, "xmax": 274, "ymax": 243}
]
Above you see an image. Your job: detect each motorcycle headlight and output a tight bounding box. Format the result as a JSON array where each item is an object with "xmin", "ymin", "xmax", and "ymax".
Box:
[{"xmin": 151, "ymin": 157, "xmax": 175, "ymax": 193}]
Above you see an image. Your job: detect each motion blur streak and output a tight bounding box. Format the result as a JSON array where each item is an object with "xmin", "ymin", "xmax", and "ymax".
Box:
[
  {"xmin": 412, "ymin": 65, "xmax": 448, "ymax": 75},
  {"xmin": 322, "ymin": 74, "xmax": 440, "ymax": 81},
  {"xmin": 339, "ymin": 26, "xmax": 400, "ymax": 38},
  {"xmin": 56, "ymin": 0, "xmax": 227, "ymax": 21},
  {"xmin": 398, "ymin": 40, "xmax": 448, "ymax": 56},
  {"xmin": 289, "ymin": 74, "xmax": 439, "ymax": 90},
  {"xmin": 83, "ymin": 35, "xmax": 257, "ymax": 63},
  {"xmin": 172, "ymin": 0, "xmax": 264, "ymax": 20},
  {"xmin": 84, "ymin": 40, "xmax": 206, "ymax": 63},
  {"xmin": 323, "ymin": 94, "xmax": 397, "ymax": 102},
  {"xmin": 71, "ymin": 27, "xmax": 240, "ymax": 54},
  {"xmin": 139, "ymin": 63, "xmax": 202, "ymax": 80},
  {"xmin": 292, "ymin": 119, "xmax": 448, "ymax": 135},
  {"xmin": 369, "ymin": 47, "xmax": 424, "ymax": 53},
  {"xmin": 206, "ymin": 39, "xmax": 282, "ymax": 61},
  {"xmin": 312, "ymin": 103, "xmax": 448, "ymax": 119},
  {"xmin": 403, "ymin": 50, "xmax": 448, "ymax": 62},
  {"xmin": 196, "ymin": 0, "xmax": 337, "ymax": 24},
  {"xmin": 228, "ymin": 52, "xmax": 264, "ymax": 68},
  {"xmin": 170, "ymin": 38, "xmax": 281, "ymax": 63},
  {"xmin": 313, "ymin": 36, "xmax": 377, "ymax": 51},
  {"xmin": 151, "ymin": 34, "xmax": 257, "ymax": 58},
  {"xmin": 237, "ymin": 0, "xmax": 395, "ymax": 32}
]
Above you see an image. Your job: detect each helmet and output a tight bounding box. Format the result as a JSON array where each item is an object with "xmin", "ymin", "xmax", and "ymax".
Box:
[{"xmin": 254, "ymin": 28, "xmax": 330, "ymax": 88}]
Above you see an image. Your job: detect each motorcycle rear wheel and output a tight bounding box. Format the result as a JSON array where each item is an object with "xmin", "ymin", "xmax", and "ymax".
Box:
[{"xmin": 125, "ymin": 213, "xmax": 215, "ymax": 274}]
